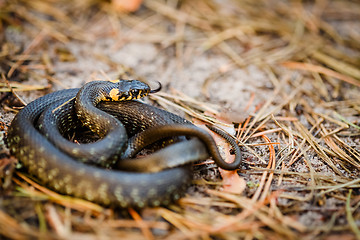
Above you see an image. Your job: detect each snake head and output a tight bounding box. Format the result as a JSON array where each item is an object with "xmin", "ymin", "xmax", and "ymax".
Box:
[{"xmin": 109, "ymin": 80, "xmax": 152, "ymax": 101}]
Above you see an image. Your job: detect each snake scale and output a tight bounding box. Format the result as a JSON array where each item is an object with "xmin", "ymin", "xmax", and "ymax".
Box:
[{"xmin": 7, "ymin": 80, "xmax": 241, "ymax": 208}]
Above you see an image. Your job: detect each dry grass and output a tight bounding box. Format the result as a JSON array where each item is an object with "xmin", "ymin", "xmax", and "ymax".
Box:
[{"xmin": 0, "ymin": 0, "xmax": 359, "ymax": 239}]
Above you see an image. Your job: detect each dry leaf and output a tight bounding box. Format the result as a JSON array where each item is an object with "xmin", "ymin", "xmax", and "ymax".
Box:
[{"xmin": 112, "ymin": 0, "xmax": 143, "ymax": 13}]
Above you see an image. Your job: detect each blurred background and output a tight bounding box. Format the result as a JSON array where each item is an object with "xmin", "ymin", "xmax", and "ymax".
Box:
[{"xmin": 0, "ymin": 0, "xmax": 359, "ymax": 239}]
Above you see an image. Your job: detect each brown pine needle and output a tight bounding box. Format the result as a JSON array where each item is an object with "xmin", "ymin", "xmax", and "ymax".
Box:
[
  {"xmin": 128, "ymin": 208, "xmax": 154, "ymax": 240},
  {"xmin": 346, "ymin": 190, "xmax": 360, "ymax": 239},
  {"xmin": 259, "ymin": 135, "xmax": 276, "ymax": 202},
  {"xmin": 282, "ymin": 61, "xmax": 360, "ymax": 87}
]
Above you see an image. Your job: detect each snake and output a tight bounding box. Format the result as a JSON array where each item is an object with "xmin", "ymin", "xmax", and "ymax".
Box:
[{"xmin": 7, "ymin": 80, "xmax": 242, "ymax": 208}]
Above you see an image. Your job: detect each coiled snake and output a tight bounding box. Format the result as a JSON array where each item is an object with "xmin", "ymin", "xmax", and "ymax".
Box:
[{"xmin": 7, "ymin": 80, "xmax": 241, "ymax": 208}]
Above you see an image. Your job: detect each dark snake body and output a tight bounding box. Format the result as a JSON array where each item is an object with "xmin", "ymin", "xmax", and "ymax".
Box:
[{"xmin": 7, "ymin": 80, "xmax": 241, "ymax": 207}]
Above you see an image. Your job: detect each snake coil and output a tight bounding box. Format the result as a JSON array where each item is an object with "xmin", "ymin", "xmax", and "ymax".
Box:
[{"xmin": 7, "ymin": 80, "xmax": 241, "ymax": 208}]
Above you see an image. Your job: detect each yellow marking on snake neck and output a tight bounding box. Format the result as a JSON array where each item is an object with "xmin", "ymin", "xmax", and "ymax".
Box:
[
  {"xmin": 109, "ymin": 79, "xmax": 120, "ymax": 83},
  {"xmin": 109, "ymin": 88, "xmax": 120, "ymax": 101},
  {"xmin": 136, "ymin": 91, "xmax": 142, "ymax": 99}
]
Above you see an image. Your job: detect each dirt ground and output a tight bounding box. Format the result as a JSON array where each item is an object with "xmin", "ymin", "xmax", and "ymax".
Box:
[{"xmin": 0, "ymin": 0, "xmax": 359, "ymax": 239}]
